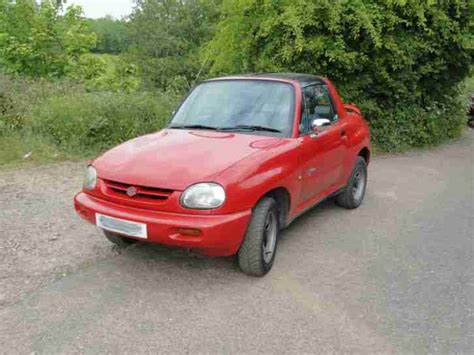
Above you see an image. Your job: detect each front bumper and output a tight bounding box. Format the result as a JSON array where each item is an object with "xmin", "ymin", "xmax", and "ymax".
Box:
[{"xmin": 74, "ymin": 192, "xmax": 251, "ymax": 257}]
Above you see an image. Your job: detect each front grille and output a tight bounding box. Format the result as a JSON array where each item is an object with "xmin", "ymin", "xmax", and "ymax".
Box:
[{"xmin": 103, "ymin": 179, "xmax": 173, "ymax": 202}]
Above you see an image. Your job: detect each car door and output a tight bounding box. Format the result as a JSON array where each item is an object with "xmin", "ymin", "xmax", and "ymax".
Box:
[{"xmin": 298, "ymin": 84, "xmax": 347, "ymax": 204}]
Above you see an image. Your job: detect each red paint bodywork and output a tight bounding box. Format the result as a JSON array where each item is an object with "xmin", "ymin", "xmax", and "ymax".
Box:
[{"xmin": 74, "ymin": 76, "xmax": 371, "ymax": 256}]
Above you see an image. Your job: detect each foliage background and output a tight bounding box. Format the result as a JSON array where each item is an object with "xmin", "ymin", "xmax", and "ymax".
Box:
[
  {"xmin": 204, "ymin": 0, "xmax": 473, "ymax": 150},
  {"xmin": 0, "ymin": 0, "xmax": 472, "ymax": 165}
]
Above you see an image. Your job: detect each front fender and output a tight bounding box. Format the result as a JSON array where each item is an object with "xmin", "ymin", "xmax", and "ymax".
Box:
[{"xmin": 213, "ymin": 139, "xmax": 302, "ymax": 215}]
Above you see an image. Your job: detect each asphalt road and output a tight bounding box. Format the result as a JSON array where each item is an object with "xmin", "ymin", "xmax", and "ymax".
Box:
[{"xmin": 0, "ymin": 131, "xmax": 473, "ymax": 354}]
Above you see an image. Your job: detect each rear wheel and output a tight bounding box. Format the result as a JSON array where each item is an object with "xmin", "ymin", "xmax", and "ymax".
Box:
[
  {"xmin": 336, "ymin": 156, "xmax": 367, "ymax": 209},
  {"xmin": 103, "ymin": 230, "xmax": 137, "ymax": 248},
  {"xmin": 238, "ymin": 197, "xmax": 279, "ymax": 277}
]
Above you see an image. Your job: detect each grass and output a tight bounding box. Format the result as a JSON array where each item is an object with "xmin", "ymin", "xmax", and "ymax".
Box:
[{"xmin": 0, "ymin": 133, "xmax": 65, "ymax": 167}]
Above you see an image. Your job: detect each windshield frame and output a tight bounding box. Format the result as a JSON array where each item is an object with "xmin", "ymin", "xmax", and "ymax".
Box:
[{"xmin": 167, "ymin": 78, "xmax": 299, "ymax": 138}]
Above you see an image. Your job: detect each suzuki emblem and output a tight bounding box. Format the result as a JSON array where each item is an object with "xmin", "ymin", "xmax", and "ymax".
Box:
[{"xmin": 126, "ymin": 186, "xmax": 138, "ymax": 197}]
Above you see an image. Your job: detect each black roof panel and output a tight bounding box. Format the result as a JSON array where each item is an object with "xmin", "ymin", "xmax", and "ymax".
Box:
[
  {"xmin": 250, "ymin": 73, "xmax": 325, "ymax": 86},
  {"xmin": 207, "ymin": 73, "xmax": 325, "ymax": 87}
]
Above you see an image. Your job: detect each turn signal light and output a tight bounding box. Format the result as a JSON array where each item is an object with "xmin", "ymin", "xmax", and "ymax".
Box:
[{"xmin": 176, "ymin": 227, "xmax": 202, "ymax": 237}]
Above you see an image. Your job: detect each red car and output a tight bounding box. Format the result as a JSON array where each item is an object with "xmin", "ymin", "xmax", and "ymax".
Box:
[{"xmin": 74, "ymin": 73, "xmax": 371, "ymax": 276}]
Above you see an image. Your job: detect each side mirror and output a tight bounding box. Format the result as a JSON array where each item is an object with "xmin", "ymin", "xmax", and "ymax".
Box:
[{"xmin": 311, "ymin": 118, "xmax": 331, "ymax": 134}]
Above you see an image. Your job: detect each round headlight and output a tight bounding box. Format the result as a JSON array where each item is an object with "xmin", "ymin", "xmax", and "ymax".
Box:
[
  {"xmin": 180, "ymin": 183, "xmax": 225, "ymax": 209},
  {"xmin": 83, "ymin": 165, "xmax": 97, "ymax": 191}
]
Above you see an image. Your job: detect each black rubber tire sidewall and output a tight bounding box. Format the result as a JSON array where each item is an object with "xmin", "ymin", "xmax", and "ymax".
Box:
[
  {"xmin": 336, "ymin": 156, "xmax": 368, "ymax": 209},
  {"xmin": 238, "ymin": 197, "xmax": 280, "ymax": 277}
]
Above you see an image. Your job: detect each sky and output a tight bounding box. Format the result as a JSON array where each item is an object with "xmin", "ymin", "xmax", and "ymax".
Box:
[{"xmin": 67, "ymin": 0, "xmax": 135, "ymax": 19}]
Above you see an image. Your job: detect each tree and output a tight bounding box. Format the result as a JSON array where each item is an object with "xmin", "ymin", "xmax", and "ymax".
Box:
[
  {"xmin": 88, "ymin": 16, "xmax": 129, "ymax": 54},
  {"xmin": 0, "ymin": 0, "xmax": 96, "ymax": 78},
  {"xmin": 126, "ymin": 0, "xmax": 221, "ymax": 91},
  {"xmin": 205, "ymin": 0, "xmax": 473, "ymax": 150}
]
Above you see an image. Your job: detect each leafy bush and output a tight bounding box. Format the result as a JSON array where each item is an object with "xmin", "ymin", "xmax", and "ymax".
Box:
[
  {"xmin": 30, "ymin": 90, "xmax": 178, "ymax": 155},
  {"xmin": 205, "ymin": 0, "xmax": 473, "ymax": 151},
  {"xmin": 0, "ymin": 74, "xmax": 179, "ymax": 164},
  {"xmin": 0, "ymin": 73, "xmax": 83, "ymax": 134},
  {"xmin": 369, "ymin": 100, "xmax": 466, "ymax": 151},
  {"xmin": 68, "ymin": 54, "xmax": 141, "ymax": 92}
]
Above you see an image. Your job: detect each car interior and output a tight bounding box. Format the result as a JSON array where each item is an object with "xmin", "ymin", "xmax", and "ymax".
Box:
[{"xmin": 300, "ymin": 85, "xmax": 336, "ymax": 134}]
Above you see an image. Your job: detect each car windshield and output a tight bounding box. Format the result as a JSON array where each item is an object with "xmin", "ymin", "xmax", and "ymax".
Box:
[{"xmin": 169, "ymin": 80, "xmax": 295, "ymax": 137}]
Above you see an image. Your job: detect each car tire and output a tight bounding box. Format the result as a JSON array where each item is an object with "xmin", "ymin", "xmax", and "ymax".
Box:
[
  {"xmin": 103, "ymin": 230, "xmax": 137, "ymax": 248},
  {"xmin": 336, "ymin": 156, "xmax": 368, "ymax": 209},
  {"xmin": 238, "ymin": 197, "xmax": 280, "ymax": 277}
]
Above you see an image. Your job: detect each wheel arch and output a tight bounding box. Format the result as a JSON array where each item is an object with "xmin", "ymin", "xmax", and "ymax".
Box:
[
  {"xmin": 358, "ymin": 147, "xmax": 371, "ymax": 165},
  {"xmin": 257, "ymin": 187, "xmax": 291, "ymax": 229}
]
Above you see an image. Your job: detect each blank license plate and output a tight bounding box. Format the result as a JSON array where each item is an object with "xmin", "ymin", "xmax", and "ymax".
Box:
[{"xmin": 96, "ymin": 213, "xmax": 147, "ymax": 239}]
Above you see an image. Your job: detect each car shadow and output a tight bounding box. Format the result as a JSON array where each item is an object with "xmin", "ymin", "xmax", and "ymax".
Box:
[
  {"xmin": 118, "ymin": 240, "xmax": 241, "ymax": 275},
  {"xmin": 282, "ymin": 198, "xmax": 340, "ymax": 234},
  {"xmin": 113, "ymin": 198, "xmax": 341, "ymax": 276}
]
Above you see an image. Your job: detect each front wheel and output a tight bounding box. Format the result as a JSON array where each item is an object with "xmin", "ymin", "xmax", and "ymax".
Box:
[
  {"xmin": 336, "ymin": 156, "xmax": 368, "ymax": 209},
  {"xmin": 238, "ymin": 197, "xmax": 280, "ymax": 277}
]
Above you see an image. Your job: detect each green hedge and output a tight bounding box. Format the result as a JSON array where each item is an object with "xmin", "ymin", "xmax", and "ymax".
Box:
[{"xmin": 369, "ymin": 100, "xmax": 466, "ymax": 151}]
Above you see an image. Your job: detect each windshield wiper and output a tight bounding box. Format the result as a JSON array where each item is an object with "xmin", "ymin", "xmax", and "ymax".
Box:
[
  {"xmin": 170, "ymin": 124, "xmax": 282, "ymax": 133},
  {"xmin": 220, "ymin": 125, "xmax": 282, "ymax": 133},
  {"xmin": 169, "ymin": 124, "xmax": 219, "ymax": 130}
]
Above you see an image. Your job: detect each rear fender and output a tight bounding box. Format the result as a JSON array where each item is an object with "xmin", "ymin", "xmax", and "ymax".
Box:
[{"xmin": 344, "ymin": 103, "xmax": 362, "ymax": 116}]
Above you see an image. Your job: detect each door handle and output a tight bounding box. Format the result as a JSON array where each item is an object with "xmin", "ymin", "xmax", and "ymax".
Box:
[{"xmin": 340, "ymin": 129, "xmax": 348, "ymax": 141}]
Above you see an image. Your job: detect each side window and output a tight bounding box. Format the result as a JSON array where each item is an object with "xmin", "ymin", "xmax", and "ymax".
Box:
[{"xmin": 300, "ymin": 85, "xmax": 337, "ymax": 135}]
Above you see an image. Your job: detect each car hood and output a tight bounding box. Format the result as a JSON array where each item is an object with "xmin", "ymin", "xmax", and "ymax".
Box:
[{"xmin": 94, "ymin": 129, "xmax": 283, "ymax": 190}]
